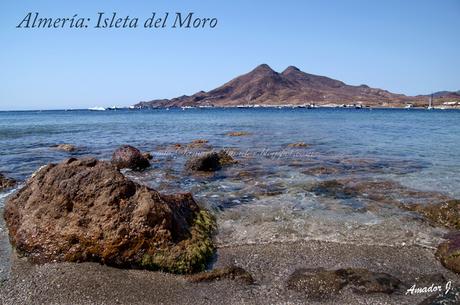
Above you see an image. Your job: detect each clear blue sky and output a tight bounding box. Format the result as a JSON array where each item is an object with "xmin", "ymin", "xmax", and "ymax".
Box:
[{"xmin": 0, "ymin": 0, "xmax": 459, "ymax": 110}]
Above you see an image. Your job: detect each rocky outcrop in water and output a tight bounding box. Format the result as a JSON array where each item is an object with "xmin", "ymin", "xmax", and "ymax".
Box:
[
  {"xmin": 111, "ymin": 145, "xmax": 151, "ymax": 171},
  {"xmin": 0, "ymin": 173, "xmax": 16, "ymax": 191},
  {"xmin": 286, "ymin": 267, "xmax": 401, "ymax": 298},
  {"xmin": 52, "ymin": 144, "xmax": 77, "ymax": 152},
  {"xmin": 185, "ymin": 150, "xmax": 237, "ymax": 172},
  {"xmin": 4, "ymin": 158, "xmax": 215, "ymax": 274},
  {"xmin": 226, "ymin": 131, "xmax": 251, "ymax": 137},
  {"xmin": 287, "ymin": 142, "xmax": 310, "ymax": 148}
]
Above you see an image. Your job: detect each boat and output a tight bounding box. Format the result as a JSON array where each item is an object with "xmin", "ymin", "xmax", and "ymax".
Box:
[
  {"xmin": 88, "ymin": 106, "xmax": 106, "ymax": 111},
  {"xmin": 427, "ymin": 94, "xmax": 434, "ymax": 110}
]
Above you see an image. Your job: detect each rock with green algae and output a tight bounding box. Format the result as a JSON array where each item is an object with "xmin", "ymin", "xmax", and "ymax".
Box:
[
  {"xmin": 4, "ymin": 157, "xmax": 216, "ymax": 274},
  {"xmin": 436, "ymin": 231, "xmax": 460, "ymax": 274},
  {"xmin": 407, "ymin": 200, "xmax": 460, "ymax": 230},
  {"xmin": 140, "ymin": 210, "xmax": 216, "ymax": 274}
]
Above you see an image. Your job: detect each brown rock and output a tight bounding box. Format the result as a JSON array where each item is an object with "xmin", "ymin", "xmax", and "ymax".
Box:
[
  {"xmin": 111, "ymin": 145, "xmax": 150, "ymax": 171},
  {"xmin": 226, "ymin": 131, "xmax": 250, "ymax": 137},
  {"xmin": 286, "ymin": 267, "xmax": 401, "ymax": 298},
  {"xmin": 217, "ymin": 150, "xmax": 237, "ymax": 166},
  {"xmin": 0, "ymin": 173, "xmax": 16, "ymax": 191},
  {"xmin": 286, "ymin": 268, "xmax": 347, "ymax": 298},
  {"xmin": 287, "ymin": 142, "xmax": 310, "ymax": 148},
  {"xmin": 187, "ymin": 139, "xmax": 210, "ymax": 149},
  {"xmin": 307, "ymin": 180, "xmax": 359, "ymax": 199},
  {"xmin": 4, "ymin": 158, "xmax": 215, "ymax": 274},
  {"xmin": 342, "ymin": 268, "xmax": 402, "ymax": 294},
  {"xmin": 302, "ymin": 166, "xmax": 341, "ymax": 176},
  {"xmin": 187, "ymin": 266, "xmax": 254, "ymax": 284},
  {"xmin": 436, "ymin": 231, "xmax": 460, "ymax": 273},
  {"xmin": 186, "ymin": 152, "xmax": 221, "ymax": 172},
  {"xmin": 142, "ymin": 152, "xmax": 153, "ymax": 160},
  {"xmin": 185, "ymin": 150, "xmax": 236, "ymax": 172},
  {"xmin": 52, "ymin": 144, "xmax": 77, "ymax": 152},
  {"xmin": 407, "ymin": 200, "xmax": 460, "ymax": 230}
]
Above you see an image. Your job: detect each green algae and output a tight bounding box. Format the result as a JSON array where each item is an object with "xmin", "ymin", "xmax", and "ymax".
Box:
[{"xmin": 140, "ymin": 209, "xmax": 216, "ymax": 274}]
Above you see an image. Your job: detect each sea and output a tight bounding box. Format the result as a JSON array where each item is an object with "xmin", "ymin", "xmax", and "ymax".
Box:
[{"xmin": 1, "ymin": 108, "xmax": 460, "ymax": 256}]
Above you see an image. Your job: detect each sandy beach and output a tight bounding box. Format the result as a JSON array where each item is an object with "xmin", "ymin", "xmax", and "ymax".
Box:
[{"xmin": 1, "ymin": 239, "xmax": 458, "ymax": 305}]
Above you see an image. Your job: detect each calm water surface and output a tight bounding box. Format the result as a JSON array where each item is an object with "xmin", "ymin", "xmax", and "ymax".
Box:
[{"xmin": 1, "ymin": 108, "xmax": 459, "ymax": 250}]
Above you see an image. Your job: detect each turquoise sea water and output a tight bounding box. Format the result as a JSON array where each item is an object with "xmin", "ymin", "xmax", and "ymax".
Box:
[{"xmin": 1, "ymin": 108, "xmax": 459, "ymax": 249}]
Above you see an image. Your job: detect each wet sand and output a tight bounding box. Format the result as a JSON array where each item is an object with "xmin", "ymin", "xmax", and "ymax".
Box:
[{"xmin": 1, "ymin": 240, "xmax": 458, "ymax": 305}]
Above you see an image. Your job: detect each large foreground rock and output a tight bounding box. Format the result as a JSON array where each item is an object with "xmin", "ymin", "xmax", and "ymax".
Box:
[
  {"xmin": 4, "ymin": 158, "xmax": 215, "ymax": 274},
  {"xmin": 111, "ymin": 145, "xmax": 151, "ymax": 171}
]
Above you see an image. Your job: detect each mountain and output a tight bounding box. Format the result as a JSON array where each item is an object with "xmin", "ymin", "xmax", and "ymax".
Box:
[
  {"xmin": 430, "ymin": 91, "xmax": 460, "ymax": 98},
  {"xmin": 133, "ymin": 65, "xmax": 454, "ymax": 108}
]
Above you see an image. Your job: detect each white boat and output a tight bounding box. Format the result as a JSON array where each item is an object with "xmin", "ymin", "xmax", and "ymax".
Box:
[
  {"xmin": 88, "ymin": 106, "xmax": 106, "ymax": 111},
  {"xmin": 427, "ymin": 94, "xmax": 434, "ymax": 110}
]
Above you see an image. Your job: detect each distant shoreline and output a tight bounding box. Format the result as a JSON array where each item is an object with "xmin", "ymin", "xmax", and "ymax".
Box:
[{"xmin": 2, "ymin": 106, "xmax": 460, "ymax": 112}]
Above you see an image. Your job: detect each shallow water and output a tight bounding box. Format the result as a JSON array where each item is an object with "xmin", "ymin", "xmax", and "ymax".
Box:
[{"xmin": 1, "ymin": 108, "xmax": 459, "ymax": 249}]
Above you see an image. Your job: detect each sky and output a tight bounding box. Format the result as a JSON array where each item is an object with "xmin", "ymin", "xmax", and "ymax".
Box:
[{"xmin": 0, "ymin": 0, "xmax": 459, "ymax": 110}]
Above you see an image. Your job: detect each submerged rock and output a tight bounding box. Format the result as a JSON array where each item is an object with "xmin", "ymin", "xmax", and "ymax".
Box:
[
  {"xmin": 188, "ymin": 139, "xmax": 210, "ymax": 149},
  {"xmin": 52, "ymin": 143, "xmax": 77, "ymax": 152},
  {"xmin": 4, "ymin": 158, "xmax": 215, "ymax": 274},
  {"xmin": 287, "ymin": 142, "xmax": 310, "ymax": 148},
  {"xmin": 226, "ymin": 131, "xmax": 250, "ymax": 137},
  {"xmin": 111, "ymin": 145, "xmax": 150, "ymax": 171},
  {"xmin": 286, "ymin": 268, "xmax": 347, "ymax": 298},
  {"xmin": 307, "ymin": 179, "xmax": 460, "ymax": 228},
  {"xmin": 302, "ymin": 166, "xmax": 341, "ymax": 176},
  {"xmin": 0, "ymin": 173, "xmax": 16, "ymax": 191},
  {"xmin": 187, "ymin": 265, "xmax": 254, "ymax": 284},
  {"xmin": 286, "ymin": 267, "xmax": 401, "ymax": 298},
  {"xmin": 307, "ymin": 180, "xmax": 359, "ymax": 199},
  {"xmin": 301, "ymin": 158, "xmax": 426, "ymax": 177},
  {"xmin": 185, "ymin": 150, "xmax": 237, "ymax": 172}
]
